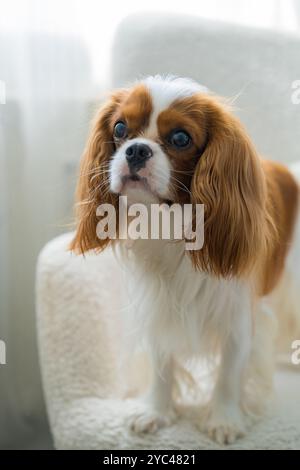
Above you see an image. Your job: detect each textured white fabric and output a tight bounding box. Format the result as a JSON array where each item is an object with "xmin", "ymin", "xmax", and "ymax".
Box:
[
  {"xmin": 111, "ymin": 13, "xmax": 300, "ymax": 164},
  {"xmin": 36, "ymin": 13, "xmax": 300, "ymax": 450},
  {"xmin": 36, "ymin": 233, "xmax": 300, "ymax": 450}
]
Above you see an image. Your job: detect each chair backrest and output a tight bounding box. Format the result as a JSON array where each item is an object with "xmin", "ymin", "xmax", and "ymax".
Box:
[{"xmin": 111, "ymin": 13, "xmax": 300, "ymax": 163}]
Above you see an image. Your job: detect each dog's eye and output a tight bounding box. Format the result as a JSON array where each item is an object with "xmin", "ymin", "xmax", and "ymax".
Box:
[
  {"xmin": 169, "ymin": 130, "xmax": 191, "ymax": 149},
  {"xmin": 113, "ymin": 121, "xmax": 128, "ymax": 139}
]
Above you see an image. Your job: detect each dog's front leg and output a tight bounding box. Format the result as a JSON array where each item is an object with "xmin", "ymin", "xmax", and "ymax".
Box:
[
  {"xmin": 130, "ymin": 353, "xmax": 176, "ymax": 433},
  {"xmin": 204, "ymin": 294, "xmax": 252, "ymax": 445}
]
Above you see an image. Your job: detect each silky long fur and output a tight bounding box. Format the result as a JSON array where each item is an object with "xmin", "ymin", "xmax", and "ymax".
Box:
[{"xmin": 70, "ymin": 76, "xmax": 300, "ymax": 444}]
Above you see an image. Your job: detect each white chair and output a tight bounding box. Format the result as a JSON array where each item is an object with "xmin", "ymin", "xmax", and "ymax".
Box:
[{"xmin": 37, "ymin": 14, "xmax": 300, "ymax": 449}]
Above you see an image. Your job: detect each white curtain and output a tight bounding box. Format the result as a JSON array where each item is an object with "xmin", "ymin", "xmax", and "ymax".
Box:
[{"xmin": 0, "ymin": 0, "xmax": 299, "ymax": 448}]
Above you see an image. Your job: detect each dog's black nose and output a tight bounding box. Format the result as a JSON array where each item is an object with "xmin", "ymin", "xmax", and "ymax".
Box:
[{"xmin": 125, "ymin": 143, "xmax": 153, "ymax": 172}]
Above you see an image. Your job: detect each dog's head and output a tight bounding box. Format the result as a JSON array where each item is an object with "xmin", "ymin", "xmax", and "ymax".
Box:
[{"xmin": 71, "ymin": 76, "xmax": 268, "ymax": 277}]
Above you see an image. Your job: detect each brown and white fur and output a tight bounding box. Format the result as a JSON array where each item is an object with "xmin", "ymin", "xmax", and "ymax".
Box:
[{"xmin": 70, "ymin": 76, "xmax": 300, "ymax": 444}]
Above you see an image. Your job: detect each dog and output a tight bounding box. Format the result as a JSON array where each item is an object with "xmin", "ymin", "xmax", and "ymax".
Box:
[{"xmin": 70, "ymin": 75, "xmax": 300, "ymax": 444}]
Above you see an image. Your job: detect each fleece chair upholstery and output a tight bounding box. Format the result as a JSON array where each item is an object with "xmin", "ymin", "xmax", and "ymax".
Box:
[
  {"xmin": 36, "ymin": 233, "xmax": 300, "ymax": 449},
  {"xmin": 36, "ymin": 13, "xmax": 300, "ymax": 449}
]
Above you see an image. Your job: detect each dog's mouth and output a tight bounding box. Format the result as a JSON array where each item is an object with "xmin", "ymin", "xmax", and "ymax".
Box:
[
  {"xmin": 121, "ymin": 173, "xmax": 149, "ymax": 188},
  {"xmin": 119, "ymin": 174, "xmax": 173, "ymax": 206},
  {"xmin": 127, "ymin": 174, "xmax": 143, "ymax": 182}
]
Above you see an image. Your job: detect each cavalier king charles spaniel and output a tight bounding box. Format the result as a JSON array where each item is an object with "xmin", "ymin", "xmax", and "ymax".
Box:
[{"xmin": 70, "ymin": 76, "xmax": 300, "ymax": 444}]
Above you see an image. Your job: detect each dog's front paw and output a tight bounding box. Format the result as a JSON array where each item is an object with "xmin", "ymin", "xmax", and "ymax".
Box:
[
  {"xmin": 203, "ymin": 404, "xmax": 246, "ymax": 445},
  {"xmin": 130, "ymin": 409, "xmax": 176, "ymax": 434}
]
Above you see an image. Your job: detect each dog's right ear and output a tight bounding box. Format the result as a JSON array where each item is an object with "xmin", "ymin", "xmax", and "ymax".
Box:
[{"xmin": 70, "ymin": 90, "xmax": 127, "ymax": 254}]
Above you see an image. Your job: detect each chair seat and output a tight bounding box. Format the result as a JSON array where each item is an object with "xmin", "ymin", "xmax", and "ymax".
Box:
[{"xmin": 36, "ymin": 233, "xmax": 300, "ymax": 449}]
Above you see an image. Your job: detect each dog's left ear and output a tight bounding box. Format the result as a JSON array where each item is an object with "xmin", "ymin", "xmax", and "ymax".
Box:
[{"xmin": 189, "ymin": 95, "xmax": 270, "ymax": 277}]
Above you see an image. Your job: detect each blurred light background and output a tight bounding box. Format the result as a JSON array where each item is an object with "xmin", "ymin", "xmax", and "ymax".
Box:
[{"xmin": 0, "ymin": 0, "xmax": 299, "ymax": 449}]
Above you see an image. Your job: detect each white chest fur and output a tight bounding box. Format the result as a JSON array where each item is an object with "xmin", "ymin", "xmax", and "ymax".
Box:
[{"xmin": 119, "ymin": 238, "xmax": 251, "ymax": 361}]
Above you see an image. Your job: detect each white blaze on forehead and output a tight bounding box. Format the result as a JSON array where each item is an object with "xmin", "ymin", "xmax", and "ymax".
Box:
[{"xmin": 142, "ymin": 75, "xmax": 208, "ymax": 137}]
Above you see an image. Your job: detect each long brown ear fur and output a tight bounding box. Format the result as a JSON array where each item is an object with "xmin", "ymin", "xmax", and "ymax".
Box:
[
  {"xmin": 70, "ymin": 90, "xmax": 127, "ymax": 254},
  {"xmin": 190, "ymin": 95, "xmax": 272, "ymax": 277}
]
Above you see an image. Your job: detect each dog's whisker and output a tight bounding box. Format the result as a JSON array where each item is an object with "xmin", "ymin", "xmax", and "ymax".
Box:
[
  {"xmin": 90, "ymin": 170, "xmax": 111, "ymax": 183},
  {"xmin": 169, "ymin": 175, "xmax": 191, "ymax": 195},
  {"xmin": 171, "ymin": 168, "xmax": 194, "ymax": 176}
]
